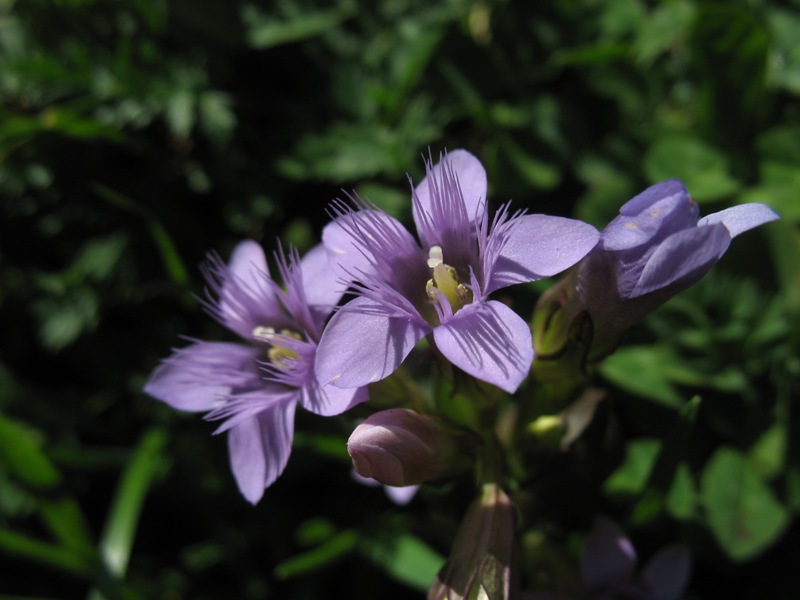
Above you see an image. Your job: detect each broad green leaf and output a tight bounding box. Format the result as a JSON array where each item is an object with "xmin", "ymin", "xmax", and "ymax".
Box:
[
  {"xmin": 644, "ymin": 135, "xmax": 740, "ymax": 202},
  {"xmin": 632, "ymin": 0, "xmax": 696, "ymax": 65},
  {"xmin": 700, "ymin": 447, "xmax": 790, "ymax": 562},
  {"xmin": 500, "ymin": 134, "xmax": 561, "ymax": 190},
  {"xmin": 600, "ymin": 345, "xmax": 684, "ymax": 408},
  {"xmin": 666, "ymin": 463, "xmax": 698, "ymax": 521},
  {"xmin": 361, "ymin": 532, "xmax": 444, "ymax": 591},
  {"xmin": 604, "ymin": 438, "xmax": 661, "ymax": 496},
  {"xmin": 748, "ymin": 423, "xmax": 787, "ymax": 481}
]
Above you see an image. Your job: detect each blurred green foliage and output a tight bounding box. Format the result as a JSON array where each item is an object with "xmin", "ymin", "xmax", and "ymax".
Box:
[{"xmin": 1, "ymin": 0, "xmax": 799, "ymax": 598}]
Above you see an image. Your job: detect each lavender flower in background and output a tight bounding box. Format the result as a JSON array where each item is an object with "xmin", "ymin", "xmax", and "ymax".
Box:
[
  {"xmin": 144, "ymin": 241, "xmax": 367, "ymax": 504},
  {"xmin": 534, "ymin": 180, "xmax": 780, "ymax": 367},
  {"xmin": 526, "ymin": 516, "xmax": 691, "ymax": 600},
  {"xmin": 316, "ymin": 150, "xmax": 600, "ymax": 393},
  {"xmin": 576, "ymin": 179, "xmax": 779, "ymax": 357},
  {"xmin": 580, "ymin": 516, "xmax": 691, "ymax": 600}
]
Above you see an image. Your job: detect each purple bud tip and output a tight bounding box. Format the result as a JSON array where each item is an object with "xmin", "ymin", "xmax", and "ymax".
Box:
[{"xmin": 347, "ymin": 408, "xmax": 465, "ymax": 487}]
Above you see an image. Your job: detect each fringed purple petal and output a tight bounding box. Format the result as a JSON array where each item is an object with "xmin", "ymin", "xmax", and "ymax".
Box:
[
  {"xmin": 323, "ymin": 204, "xmax": 425, "ymax": 292},
  {"xmin": 698, "ymin": 202, "xmax": 780, "ymax": 237},
  {"xmin": 207, "ymin": 388, "xmax": 298, "ymax": 434},
  {"xmin": 202, "ymin": 240, "xmax": 285, "ymax": 339},
  {"xmin": 227, "ymin": 399, "xmax": 297, "ymax": 504},
  {"xmin": 412, "ymin": 149, "xmax": 485, "ymax": 264},
  {"xmin": 144, "ymin": 342, "xmax": 261, "ymax": 412},
  {"xmin": 433, "ymin": 300, "xmax": 533, "ymax": 394},
  {"xmin": 631, "ymin": 223, "xmax": 731, "ymax": 298},
  {"xmin": 640, "ymin": 543, "xmax": 692, "ymax": 600},
  {"xmin": 412, "ymin": 150, "xmax": 487, "ymax": 250},
  {"xmin": 487, "ymin": 214, "xmax": 599, "ymax": 293},
  {"xmin": 303, "ymin": 379, "xmax": 369, "ymax": 417},
  {"xmin": 581, "ymin": 516, "xmax": 637, "ymax": 592},
  {"xmin": 315, "ymin": 297, "xmax": 429, "ymax": 388}
]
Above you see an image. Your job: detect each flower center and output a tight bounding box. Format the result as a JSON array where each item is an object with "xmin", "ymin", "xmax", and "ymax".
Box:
[
  {"xmin": 425, "ymin": 246, "xmax": 472, "ymax": 314},
  {"xmin": 252, "ymin": 326, "xmax": 302, "ymax": 369}
]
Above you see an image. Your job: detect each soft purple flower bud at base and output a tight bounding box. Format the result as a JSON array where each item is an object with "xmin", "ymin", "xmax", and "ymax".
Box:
[{"xmin": 348, "ymin": 408, "xmax": 467, "ymax": 487}]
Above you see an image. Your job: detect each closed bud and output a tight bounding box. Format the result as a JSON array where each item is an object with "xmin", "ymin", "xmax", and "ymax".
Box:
[
  {"xmin": 428, "ymin": 483, "xmax": 518, "ymax": 600},
  {"xmin": 347, "ymin": 408, "xmax": 470, "ymax": 487}
]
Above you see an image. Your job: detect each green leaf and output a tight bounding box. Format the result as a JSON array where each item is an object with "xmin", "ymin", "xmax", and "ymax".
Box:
[
  {"xmin": 666, "ymin": 463, "xmax": 698, "ymax": 521},
  {"xmin": 0, "ymin": 413, "xmax": 61, "ymax": 490},
  {"xmin": 273, "ymin": 530, "xmax": 359, "ymax": 579},
  {"xmin": 632, "ymin": 0, "xmax": 696, "ymax": 65},
  {"xmin": 361, "ymin": 533, "xmax": 444, "ymax": 591},
  {"xmin": 700, "ymin": 447, "xmax": 790, "ymax": 562},
  {"xmin": 644, "ymin": 135, "xmax": 740, "ymax": 202},
  {"xmin": 0, "ymin": 528, "xmax": 94, "ymax": 576},
  {"xmin": 600, "ymin": 345, "xmax": 684, "ymax": 408},
  {"xmin": 97, "ymin": 428, "xmax": 168, "ymax": 578},
  {"xmin": 39, "ymin": 497, "xmax": 94, "ymax": 555},
  {"xmin": 748, "ymin": 423, "xmax": 787, "ymax": 481},
  {"xmin": 242, "ymin": 3, "xmax": 355, "ymax": 49},
  {"xmin": 604, "ymin": 438, "xmax": 661, "ymax": 496}
]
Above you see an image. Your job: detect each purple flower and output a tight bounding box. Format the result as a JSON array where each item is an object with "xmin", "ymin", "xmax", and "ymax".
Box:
[
  {"xmin": 525, "ymin": 517, "xmax": 691, "ymax": 600},
  {"xmin": 576, "ymin": 179, "xmax": 779, "ymax": 354},
  {"xmin": 315, "ymin": 150, "xmax": 600, "ymax": 393},
  {"xmin": 144, "ymin": 240, "xmax": 367, "ymax": 504},
  {"xmin": 580, "ymin": 516, "xmax": 691, "ymax": 600}
]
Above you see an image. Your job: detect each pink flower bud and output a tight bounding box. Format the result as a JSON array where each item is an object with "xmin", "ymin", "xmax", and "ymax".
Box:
[{"xmin": 347, "ymin": 408, "xmax": 468, "ymax": 487}]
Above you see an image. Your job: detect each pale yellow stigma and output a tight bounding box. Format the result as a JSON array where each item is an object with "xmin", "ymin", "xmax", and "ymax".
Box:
[
  {"xmin": 425, "ymin": 246, "xmax": 472, "ymax": 313},
  {"xmin": 252, "ymin": 326, "xmax": 301, "ymax": 369}
]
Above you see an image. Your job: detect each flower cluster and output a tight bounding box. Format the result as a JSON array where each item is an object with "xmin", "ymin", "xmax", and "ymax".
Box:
[{"xmin": 144, "ymin": 149, "xmax": 778, "ymax": 597}]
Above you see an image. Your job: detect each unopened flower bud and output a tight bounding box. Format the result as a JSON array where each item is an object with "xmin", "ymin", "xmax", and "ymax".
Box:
[
  {"xmin": 347, "ymin": 408, "xmax": 469, "ymax": 487},
  {"xmin": 428, "ymin": 483, "xmax": 518, "ymax": 600}
]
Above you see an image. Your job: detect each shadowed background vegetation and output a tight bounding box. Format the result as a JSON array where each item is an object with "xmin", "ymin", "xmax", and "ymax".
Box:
[{"xmin": 1, "ymin": 0, "xmax": 799, "ymax": 598}]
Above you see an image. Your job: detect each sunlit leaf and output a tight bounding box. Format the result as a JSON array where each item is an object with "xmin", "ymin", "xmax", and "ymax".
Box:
[
  {"xmin": 604, "ymin": 438, "xmax": 661, "ymax": 496},
  {"xmin": 701, "ymin": 447, "xmax": 790, "ymax": 562}
]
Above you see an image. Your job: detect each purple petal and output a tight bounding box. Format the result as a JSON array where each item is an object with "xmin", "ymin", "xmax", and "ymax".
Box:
[
  {"xmin": 385, "ymin": 485, "xmax": 419, "ymax": 505},
  {"xmin": 412, "ymin": 149, "xmax": 487, "ymax": 248},
  {"xmin": 144, "ymin": 342, "xmax": 261, "ymax": 412},
  {"xmin": 227, "ymin": 399, "xmax": 297, "ymax": 504},
  {"xmin": 210, "ymin": 240, "xmax": 284, "ymax": 339},
  {"xmin": 487, "ymin": 214, "xmax": 599, "ymax": 293},
  {"xmin": 302, "ymin": 380, "xmax": 369, "ymax": 417},
  {"xmin": 322, "ymin": 208, "xmax": 423, "ymax": 286},
  {"xmin": 698, "ymin": 203, "xmax": 780, "ymax": 237},
  {"xmin": 602, "ymin": 190, "xmax": 698, "ymax": 252},
  {"xmin": 300, "ymin": 242, "xmax": 348, "ymax": 311},
  {"xmin": 581, "ymin": 516, "xmax": 637, "ymax": 592},
  {"xmin": 315, "ymin": 297, "xmax": 429, "ymax": 388},
  {"xmin": 433, "ymin": 300, "xmax": 533, "ymax": 394},
  {"xmin": 228, "ymin": 239, "xmax": 269, "ymax": 281},
  {"xmin": 631, "ymin": 223, "xmax": 731, "ymax": 298},
  {"xmin": 619, "ymin": 179, "xmax": 689, "ymax": 216},
  {"xmin": 640, "ymin": 543, "xmax": 691, "ymax": 600}
]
